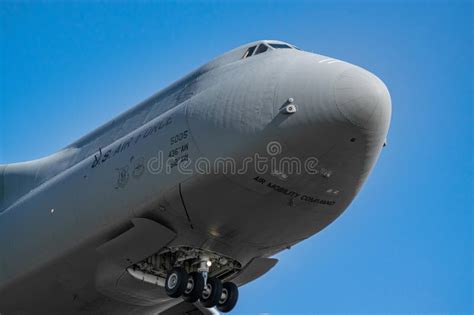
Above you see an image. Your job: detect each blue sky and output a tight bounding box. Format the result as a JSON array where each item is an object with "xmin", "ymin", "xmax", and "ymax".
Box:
[{"xmin": 0, "ymin": 1, "xmax": 472, "ymax": 314}]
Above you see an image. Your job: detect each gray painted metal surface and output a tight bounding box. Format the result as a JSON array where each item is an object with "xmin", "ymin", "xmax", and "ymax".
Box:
[{"xmin": 0, "ymin": 40, "xmax": 391, "ymax": 314}]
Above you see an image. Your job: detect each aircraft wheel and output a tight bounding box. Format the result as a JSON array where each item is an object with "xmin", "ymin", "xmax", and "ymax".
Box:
[
  {"xmin": 200, "ymin": 277, "xmax": 223, "ymax": 308},
  {"xmin": 182, "ymin": 272, "xmax": 205, "ymax": 303},
  {"xmin": 217, "ymin": 282, "xmax": 239, "ymax": 313},
  {"xmin": 165, "ymin": 267, "xmax": 188, "ymax": 298}
]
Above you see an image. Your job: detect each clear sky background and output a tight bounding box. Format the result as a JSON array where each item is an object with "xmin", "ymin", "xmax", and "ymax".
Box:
[{"xmin": 0, "ymin": 1, "xmax": 472, "ymax": 314}]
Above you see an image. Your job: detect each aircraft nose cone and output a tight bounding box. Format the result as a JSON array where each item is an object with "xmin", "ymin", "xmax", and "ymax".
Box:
[{"xmin": 334, "ymin": 68, "xmax": 391, "ymax": 131}]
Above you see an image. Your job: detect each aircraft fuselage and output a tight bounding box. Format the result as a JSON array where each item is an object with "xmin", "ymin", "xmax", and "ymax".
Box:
[{"xmin": 0, "ymin": 40, "xmax": 391, "ymax": 314}]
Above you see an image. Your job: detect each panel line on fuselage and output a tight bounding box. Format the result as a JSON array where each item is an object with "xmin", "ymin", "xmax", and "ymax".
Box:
[{"xmin": 179, "ymin": 183, "xmax": 194, "ymax": 229}]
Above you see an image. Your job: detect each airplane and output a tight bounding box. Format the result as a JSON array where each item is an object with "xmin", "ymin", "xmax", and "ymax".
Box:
[{"xmin": 0, "ymin": 40, "xmax": 391, "ymax": 314}]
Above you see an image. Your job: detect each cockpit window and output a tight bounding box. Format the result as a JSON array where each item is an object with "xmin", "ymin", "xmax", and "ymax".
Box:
[
  {"xmin": 255, "ymin": 44, "xmax": 269, "ymax": 55},
  {"xmin": 242, "ymin": 45, "xmax": 257, "ymax": 59},
  {"xmin": 269, "ymin": 43, "xmax": 292, "ymax": 49},
  {"xmin": 242, "ymin": 42, "xmax": 295, "ymax": 60}
]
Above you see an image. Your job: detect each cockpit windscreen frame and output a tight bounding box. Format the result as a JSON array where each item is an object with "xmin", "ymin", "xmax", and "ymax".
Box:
[{"xmin": 242, "ymin": 42, "xmax": 296, "ymax": 59}]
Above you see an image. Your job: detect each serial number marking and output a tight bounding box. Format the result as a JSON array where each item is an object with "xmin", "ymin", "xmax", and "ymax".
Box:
[
  {"xmin": 170, "ymin": 130, "xmax": 189, "ymax": 145},
  {"xmin": 168, "ymin": 143, "xmax": 189, "ymax": 158}
]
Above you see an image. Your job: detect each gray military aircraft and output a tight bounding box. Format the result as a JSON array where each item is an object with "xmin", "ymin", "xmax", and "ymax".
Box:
[{"xmin": 0, "ymin": 40, "xmax": 391, "ymax": 314}]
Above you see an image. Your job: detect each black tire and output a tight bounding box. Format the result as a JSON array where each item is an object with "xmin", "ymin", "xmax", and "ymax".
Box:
[
  {"xmin": 217, "ymin": 282, "xmax": 239, "ymax": 313},
  {"xmin": 200, "ymin": 277, "xmax": 223, "ymax": 308},
  {"xmin": 165, "ymin": 267, "xmax": 188, "ymax": 298},
  {"xmin": 182, "ymin": 272, "xmax": 205, "ymax": 303}
]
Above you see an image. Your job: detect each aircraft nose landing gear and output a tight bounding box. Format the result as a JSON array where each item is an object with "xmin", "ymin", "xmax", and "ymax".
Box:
[
  {"xmin": 164, "ymin": 269, "xmax": 239, "ymax": 312},
  {"xmin": 128, "ymin": 247, "xmax": 241, "ymax": 312}
]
